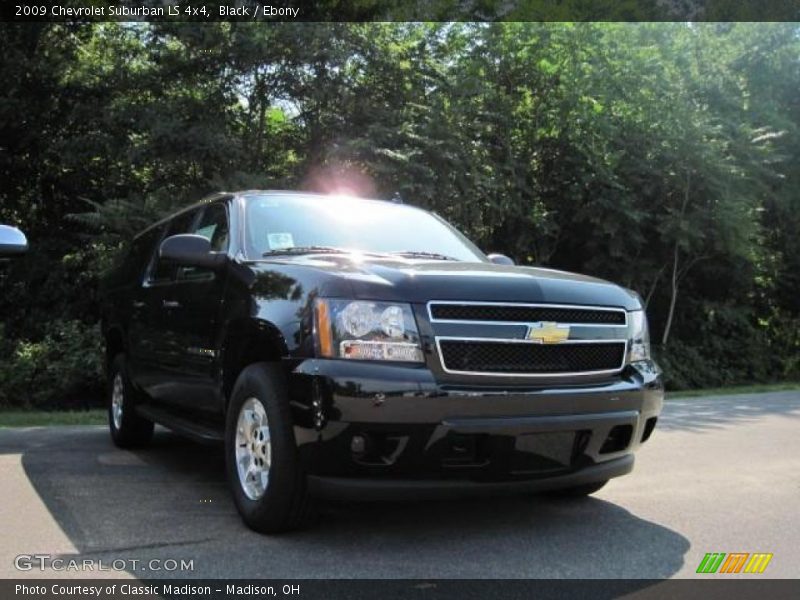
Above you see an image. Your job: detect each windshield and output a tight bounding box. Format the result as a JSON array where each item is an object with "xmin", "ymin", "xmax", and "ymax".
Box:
[{"xmin": 243, "ymin": 193, "xmax": 486, "ymax": 262}]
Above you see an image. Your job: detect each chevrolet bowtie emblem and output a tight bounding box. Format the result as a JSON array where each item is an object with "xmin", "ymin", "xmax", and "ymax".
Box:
[{"xmin": 527, "ymin": 322, "xmax": 570, "ymax": 344}]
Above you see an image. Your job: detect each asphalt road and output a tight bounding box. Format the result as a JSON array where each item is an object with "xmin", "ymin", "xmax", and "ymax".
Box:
[{"xmin": 1, "ymin": 391, "xmax": 798, "ymax": 580}]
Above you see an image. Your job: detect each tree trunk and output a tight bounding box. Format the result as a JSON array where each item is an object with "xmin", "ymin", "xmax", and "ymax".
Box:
[
  {"xmin": 662, "ymin": 242, "xmax": 680, "ymax": 346},
  {"xmin": 662, "ymin": 169, "xmax": 691, "ymax": 346},
  {"xmin": 644, "ymin": 265, "xmax": 665, "ymax": 309}
]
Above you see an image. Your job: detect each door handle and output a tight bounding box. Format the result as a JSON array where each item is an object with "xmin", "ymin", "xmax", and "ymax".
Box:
[
  {"xmin": 132, "ymin": 301, "xmax": 146, "ymax": 309},
  {"xmin": 162, "ymin": 300, "xmax": 182, "ymax": 309}
]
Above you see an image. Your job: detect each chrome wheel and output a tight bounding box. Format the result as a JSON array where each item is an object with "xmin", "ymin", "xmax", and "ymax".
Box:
[
  {"xmin": 235, "ymin": 397, "xmax": 272, "ymax": 500},
  {"xmin": 111, "ymin": 373, "xmax": 124, "ymax": 430}
]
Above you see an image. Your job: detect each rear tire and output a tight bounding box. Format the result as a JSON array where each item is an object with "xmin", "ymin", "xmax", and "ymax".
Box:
[
  {"xmin": 546, "ymin": 479, "xmax": 608, "ymax": 498},
  {"xmin": 108, "ymin": 354, "xmax": 154, "ymax": 448},
  {"xmin": 225, "ymin": 362, "xmax": 311, "ymax": 533}
]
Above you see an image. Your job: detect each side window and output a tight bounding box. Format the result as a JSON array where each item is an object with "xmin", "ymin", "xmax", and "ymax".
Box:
[
  {"xmin": 194, "ymin": 203, "xmax": 229, "ymax": 252},
  {"xmin": 147, "ymin": 211, "xmax": 199, "ymax": 285},
  {"xmin": 178, "ymin": 203, "xmax": 229, "ymax": 281}
]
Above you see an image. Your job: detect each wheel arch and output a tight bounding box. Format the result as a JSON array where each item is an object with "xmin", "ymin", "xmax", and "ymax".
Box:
[
  {"xmin": 104, "ymin": 325, "xmax": 126, "ymax": 368},
  {"xmin": 222, "ymin": 318, "xmax": 289, "ymax": 407}
]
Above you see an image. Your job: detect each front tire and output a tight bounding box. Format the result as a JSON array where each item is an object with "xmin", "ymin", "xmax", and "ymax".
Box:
[
  {"xmin": 108, "ymin": 354, "xmax": 154, "ymax": 448},
  {"xmin": 225, "ymin": 363, "xmax": 311, "ymax": 533}
]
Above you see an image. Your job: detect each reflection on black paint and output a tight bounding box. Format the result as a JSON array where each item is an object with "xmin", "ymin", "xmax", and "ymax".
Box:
[{"xmin": 250, "ymin": 270, "xmax": 303, "ymax": 301}]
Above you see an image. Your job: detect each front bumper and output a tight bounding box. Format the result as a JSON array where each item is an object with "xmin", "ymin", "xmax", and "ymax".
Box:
[
  {"xmin": 289, "ymin": 359, "xmax": 662, "ymax": 491},
  {"xmin": 308, "ymin": 455, "xmax": 633, "ymax": 501}
]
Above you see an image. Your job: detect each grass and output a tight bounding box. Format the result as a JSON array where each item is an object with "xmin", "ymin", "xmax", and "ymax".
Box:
[
  {"xmin": 0, "ymin": 409, "xmax": 106, "ymax": 427},
  {"xmin": 667, "ymin": 381, "xmax": 800, "ymax": 399}
]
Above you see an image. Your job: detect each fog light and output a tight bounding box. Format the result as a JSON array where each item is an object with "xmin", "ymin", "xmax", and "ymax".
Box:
[
  {"xmin": 351, "ymin": 435, "xmax": 366, "ymax": 454},
  {"xmin": 600, "ymin": 424, "xmax": 633, "ymax": 454}
]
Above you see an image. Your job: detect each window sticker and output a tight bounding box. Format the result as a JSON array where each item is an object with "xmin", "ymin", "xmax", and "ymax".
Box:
[{"xmin": 267, "ymin": 232, "xmax": 294, "ymax": 249}]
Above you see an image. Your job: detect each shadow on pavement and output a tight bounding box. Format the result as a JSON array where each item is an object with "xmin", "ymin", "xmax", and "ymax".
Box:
[
  {"xmin": 660, "ymin": 390, "xmax": 800, "ymax": 434},
  {"xmin": 0, "ymin": 425, "xmax": 689, "ymax": 579}
]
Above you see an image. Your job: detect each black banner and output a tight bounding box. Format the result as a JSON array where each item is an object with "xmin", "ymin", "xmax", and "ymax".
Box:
[
  {"xmin": 2, "ymin": 0, "xmax": 800, "ymax": 23},
  {"xmin": 4, "ymin": 580, "xmax": 800, "ymax": 600}
]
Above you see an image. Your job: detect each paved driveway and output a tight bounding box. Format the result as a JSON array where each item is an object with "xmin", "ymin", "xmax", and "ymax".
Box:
[{"xmin": 1, "ymin": 391, "xmax": 798, "ymax": 579}]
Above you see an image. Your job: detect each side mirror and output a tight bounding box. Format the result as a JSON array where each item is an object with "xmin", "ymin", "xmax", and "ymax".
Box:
[
  {"xmin": 159, "ymin": 234, "xmax": 226, "ymax": 269},
  {"xmin": 487, "ymin": 253, "xmax": 514, "ymax": 266},
  {"xmin": 0, "ymin": 224, "xmax": 28, "ymax": 257}
]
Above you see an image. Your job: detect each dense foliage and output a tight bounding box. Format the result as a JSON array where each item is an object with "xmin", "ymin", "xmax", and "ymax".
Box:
[{"xmin": 1, "ymin": 22, "xmax": 798, "ymax": 407}]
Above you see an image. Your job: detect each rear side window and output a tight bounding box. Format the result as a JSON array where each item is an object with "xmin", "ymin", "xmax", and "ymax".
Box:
[{"xmin": 126, "ymin": 230, "xmax": 159, "ymax": 282}]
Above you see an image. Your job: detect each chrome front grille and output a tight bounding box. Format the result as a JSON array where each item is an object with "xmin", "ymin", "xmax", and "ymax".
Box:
[{"xmin": 428, "ymin": 301, "xmax": 629, "ymax": 378}]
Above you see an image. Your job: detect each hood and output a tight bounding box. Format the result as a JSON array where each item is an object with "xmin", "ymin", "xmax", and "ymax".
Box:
[{"xmin": 253, "ymin": 255, "xmax": 642, "ymax": 310}]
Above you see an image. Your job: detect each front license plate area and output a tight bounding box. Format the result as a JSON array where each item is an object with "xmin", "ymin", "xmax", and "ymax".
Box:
[{"xmin": 511, "ymin": 432, "xmax": 575, "ymax": 474}]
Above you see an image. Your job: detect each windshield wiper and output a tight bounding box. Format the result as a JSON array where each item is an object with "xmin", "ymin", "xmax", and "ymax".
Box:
[
  {"xmin": 261, "ymin": 246, "xmax": 351, "ymax": 257},
  {"xmin": 261, "ymin": 247, "xmax": 459, "ymax": 261},
  {"xmin": 390, "ymin": 250, "xmax": 458, "ymax": 261}
]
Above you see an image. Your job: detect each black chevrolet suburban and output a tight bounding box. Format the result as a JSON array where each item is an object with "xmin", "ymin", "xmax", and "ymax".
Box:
[{"xmin": 101, "ymin": 191, "xmax": 663, "ymax": 532}]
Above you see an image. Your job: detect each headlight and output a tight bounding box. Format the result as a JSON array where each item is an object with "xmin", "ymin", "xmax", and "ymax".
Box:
[
  {"xmin": 628, "ymin": 310, "xmax": 651, "ymax": 362},
  {"xmin": 315, "ymin": 299, "xmax": 424, "ymax": 363}
]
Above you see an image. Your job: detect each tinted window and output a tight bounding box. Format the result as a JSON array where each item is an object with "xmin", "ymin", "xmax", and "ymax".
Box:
[
  {"xmin": 126, "ymin": 229, "xmax": 159, "ymax": 282},
  {"xmin": 177, "ymin": 202, "xmax": 229, "ymax": 281},
  {"xmin": 193, "ymin": 203, "xmax": 229, "ymax": 252},
  {"xmin": 147, "ymin": 210, "xmax": 199, "ymax": 284},
  {"xmin": 243, "ymin": 194, "xmax": 485, "ymax": 262}
]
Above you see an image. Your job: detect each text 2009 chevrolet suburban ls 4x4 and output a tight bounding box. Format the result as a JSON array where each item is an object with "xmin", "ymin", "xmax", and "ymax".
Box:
[{"xmin": 101, "ymin": 191, "xmax": 663, "ymax": 532}]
